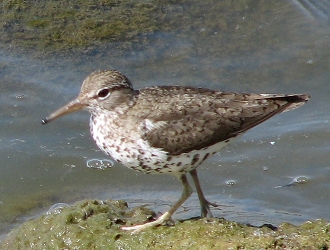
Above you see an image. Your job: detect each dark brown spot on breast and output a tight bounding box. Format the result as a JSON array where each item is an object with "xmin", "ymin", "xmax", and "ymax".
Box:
[
  {"xmin": 203, "ymin": 153, "xmax": 210, "ymax": 161},
  {"xmin": 191, "ymin": 154, "xmax": 200, "ymax": 165}
]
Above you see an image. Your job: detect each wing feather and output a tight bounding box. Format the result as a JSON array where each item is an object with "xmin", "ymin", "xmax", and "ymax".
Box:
[{"xmin": 131, "ymin": 86, "xmax": 309, "ymax": 155}]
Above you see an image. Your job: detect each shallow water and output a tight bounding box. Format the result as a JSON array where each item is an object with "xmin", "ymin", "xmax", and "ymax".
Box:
[{"xmin": 1, "ymin": 0, "xmax": 330, "ymax": 239}]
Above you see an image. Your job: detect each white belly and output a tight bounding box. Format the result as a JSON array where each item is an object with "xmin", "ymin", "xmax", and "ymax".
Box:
[{"xmin": 90, "ymin": 114, "xmax": 240, "ymax": 175}]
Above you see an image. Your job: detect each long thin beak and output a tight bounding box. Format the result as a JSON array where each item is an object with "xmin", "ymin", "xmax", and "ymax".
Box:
[{"xmin": 41, "ymin": 98, "xmax": 84, "ymax": 124}]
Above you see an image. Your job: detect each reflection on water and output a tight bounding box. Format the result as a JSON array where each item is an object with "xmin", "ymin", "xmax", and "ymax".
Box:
[
  {"xmin": 1, "ymin": 0, "xmax": 330, "ymax": 239},
  {"xmin": 292, "ymin": 0, "xmax": 330, "ymax": 20}
]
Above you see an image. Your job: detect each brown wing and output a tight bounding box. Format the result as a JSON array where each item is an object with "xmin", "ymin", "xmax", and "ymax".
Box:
[{"xmin": 134, "ymin": 86, "xmax": 309, "ymax": 155}]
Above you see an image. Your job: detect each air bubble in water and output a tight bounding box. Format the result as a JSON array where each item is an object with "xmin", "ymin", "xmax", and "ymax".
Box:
[
  {"xmin": 226, "ymin": 180, "xmax": 236, "ymax": 186},
  {"xmin": 47, "ymin": 203, "xmax": 70, "ymax": 215},
  {"xmin": 86, "ymin": 159, "xmax": 114, "ymax": 170}
]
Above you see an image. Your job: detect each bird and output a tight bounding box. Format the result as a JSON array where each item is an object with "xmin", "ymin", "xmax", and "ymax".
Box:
[{"xmin": 42, "ymin": 69, "xmax": 310, "ymax": 233}]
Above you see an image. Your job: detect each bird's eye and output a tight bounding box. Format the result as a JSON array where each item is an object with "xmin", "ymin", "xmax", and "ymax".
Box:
[{"xmin": 97, "ymin": 88, "xmax": 110, "ymax": 99}]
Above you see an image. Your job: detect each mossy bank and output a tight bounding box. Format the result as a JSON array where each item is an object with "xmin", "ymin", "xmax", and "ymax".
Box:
[{"xmin": 1, "ymin": 199, "xmax": 329, "ymax": 249}]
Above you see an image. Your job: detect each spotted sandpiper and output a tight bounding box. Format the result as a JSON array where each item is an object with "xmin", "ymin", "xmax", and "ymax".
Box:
[{"xmin": 42, "ymin": 70, "xmax": 310, "ymax": 232}]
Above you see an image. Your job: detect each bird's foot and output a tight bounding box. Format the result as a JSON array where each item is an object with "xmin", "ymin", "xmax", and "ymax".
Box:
[
  {"xmin": 201, "ymin": 199, "xmax": 218, "ymax": 218},
  {"xmin": 121, "ymin": 212, "xmax": 171, "ymax": 234}
]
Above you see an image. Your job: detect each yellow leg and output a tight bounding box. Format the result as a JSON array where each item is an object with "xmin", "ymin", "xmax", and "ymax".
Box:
[
  {"xmin": 122, "ymin": 174, "xmax": 193, "ymax": 233},
  {"xmin": 189, "ymin": 169, "xmax": 218, "ymax": 217}
]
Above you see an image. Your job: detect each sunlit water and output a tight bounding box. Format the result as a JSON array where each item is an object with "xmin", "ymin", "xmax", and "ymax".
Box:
[{"xmin": 1, "ymin": 1, "xmax": 330, "ymax": 239}]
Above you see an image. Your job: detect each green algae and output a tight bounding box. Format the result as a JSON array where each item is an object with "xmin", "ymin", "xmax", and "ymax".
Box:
[
  {"xmin": 0, "ymin": 0, "xmax": 164, "ymax": 51},
  {"xmin": 1, "ymin": 199, "xmax": 329, "ymax": 249},
  {"xmin": 0, "ymin": 0, "xmax": 298, "ymax": 54}
]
